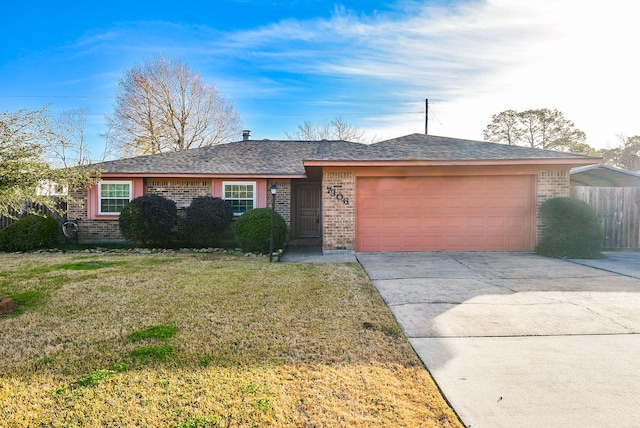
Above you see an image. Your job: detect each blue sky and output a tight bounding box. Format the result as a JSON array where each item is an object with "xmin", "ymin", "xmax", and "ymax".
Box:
[{"xmin": 1, "ymin": 0, "xmax": 638, "ymax": 159}]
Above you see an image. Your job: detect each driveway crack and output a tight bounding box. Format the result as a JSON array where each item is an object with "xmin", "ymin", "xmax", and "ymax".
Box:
[{"xmin": 536, "ymin": 293, "xmax": 635, "ymax": 333}]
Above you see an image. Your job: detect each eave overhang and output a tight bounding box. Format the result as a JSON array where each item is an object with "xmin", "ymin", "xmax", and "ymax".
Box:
[
  {"xmin": 303, "ymin": 157, "xmax": 602, "ymax": 168},
  {"xmin": 93, "ymin": 172, "xmax": 308, "ymax": 179}
]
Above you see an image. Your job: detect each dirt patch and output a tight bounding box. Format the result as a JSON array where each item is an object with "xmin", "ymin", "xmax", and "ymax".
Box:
[{"xmin": 0, "ymin": 297, "xmax": 16, "ymax": 315}]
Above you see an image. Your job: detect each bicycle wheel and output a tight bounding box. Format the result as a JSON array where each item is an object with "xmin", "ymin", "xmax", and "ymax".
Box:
[{"xmin": 62, "ymin": 221, "xmax": 78, "ymax": 239}]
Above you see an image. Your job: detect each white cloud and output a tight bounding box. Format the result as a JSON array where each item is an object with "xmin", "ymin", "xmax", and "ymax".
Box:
[
  {"xmin": 223, "ymin": 0, "xmax": 640, "ymax": 148},
  {"xmin": 33, "ymin": 0, "xmax": 639, "ymax": 150}
]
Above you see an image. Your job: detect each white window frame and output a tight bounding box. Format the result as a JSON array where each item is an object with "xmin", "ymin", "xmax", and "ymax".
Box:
[
  {"xmin": 98, "ymin": 181, "xmax": 133, "ymax": 215},
  {"xmin": 222, "ymin": 181, "xmax": 257, "ymax": 216}
]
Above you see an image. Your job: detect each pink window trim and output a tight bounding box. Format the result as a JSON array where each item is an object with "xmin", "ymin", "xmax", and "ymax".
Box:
[
  {"xmin": 87, "ymin": 178, "xmax": 267, "ymax": 221},
  {"xmin": 87, "ymin": 179, "xmax": 144, "ymax": 220},
  {"xmin": 212, "ymin": 179, "xmax": 268, "ymax": 210}
]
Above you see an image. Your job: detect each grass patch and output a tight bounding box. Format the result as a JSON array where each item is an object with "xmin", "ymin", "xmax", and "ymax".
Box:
[
  {"xmin": 0, "ymin": 257, "xmax": 129, "ymax": 317},
  {"xmin": 173, "ymin": 416, "xmax": 221, "ymax": 428},
  {"xmin": 52, "ymin": 260, "xmax": 129, "ymax": 271},
  {"xmin": 73, "ymin": 369, "xmax": 117, "ymax": 388},
  {"xmin": 130, "ymin": 325, "xmax": 178, "ymax": 342},
  {"xmin": 3, "ymin": 290, "xmax": 45, "ymax": 316},
  {"xmin": 130, "ymin": 345, "xmax": 176, "ymax": 363},
  {"xmin": 363, "ymin": 321, "xmax": 403, "ymax": 338},
  {"xmin": 0, "ymin": 252, "xmax": 462, "ymax": 427}
]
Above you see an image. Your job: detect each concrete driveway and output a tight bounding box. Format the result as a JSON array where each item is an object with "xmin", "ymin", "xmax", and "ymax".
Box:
[{"xmin": 357, "ymin": 252, "xmax": 640, "ymax": 428}]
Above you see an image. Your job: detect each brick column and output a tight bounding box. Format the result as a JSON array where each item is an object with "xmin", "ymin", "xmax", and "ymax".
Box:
[
  {"xmin": 322, "ymin": 171, "xmax": 355, "ymax": 252},
  {"xmin": 267, "ymin": 179, "xmax": 291, "ymax": 228},
  {"xmin": 536, "ymin": 169, "xmax": 570, "ymax": 241}
]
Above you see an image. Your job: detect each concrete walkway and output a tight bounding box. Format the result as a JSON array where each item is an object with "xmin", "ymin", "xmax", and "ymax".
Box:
[
  {"xmin": 569, "ymin": 251, "xmax": 640, "ymax": 279},
  {"xmin": 357, "ymin": 252, "xmax": 640, "ymax": 428}
]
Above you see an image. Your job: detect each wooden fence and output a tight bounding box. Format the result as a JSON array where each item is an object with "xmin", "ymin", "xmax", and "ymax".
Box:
[
  {"xmin": 571, "ymin": 186, "xmax": 640, "ymax": 249},
  {"xmin": 0, "ymin": 198, "xmax": 67, "ymax": 230}
]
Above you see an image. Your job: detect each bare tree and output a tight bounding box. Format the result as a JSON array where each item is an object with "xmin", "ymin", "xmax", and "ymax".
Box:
[
  {"xmin": 110, "ymin": 55, "xmax": 243, "ymax": 156},
  {"xmin": 47, "ymin": 107, "xmax": 92, "ymax": 168},
  {"xmin": 98, "ymin": 118, "xmax": 119, "ymax": 163},
  {"xmin": 286, "ymin": 117, "xmax": 367, "ymax": 142},
  {"xmin": 0, "ymin": 106, "xmax": 96, "ymax": 217}
]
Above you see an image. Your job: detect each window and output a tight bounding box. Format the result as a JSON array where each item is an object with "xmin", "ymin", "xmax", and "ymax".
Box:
[
  {"xmin": 99, "ymin": 181, "xmax": 132, "ymax": 214},
  {"xmin": 223, "ymin": 181, "xmax": 256, "ymax": 215}
]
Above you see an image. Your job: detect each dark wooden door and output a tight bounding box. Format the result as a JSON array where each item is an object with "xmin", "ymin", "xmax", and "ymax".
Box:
[{"xmin": 295, "ymin": 184, "xmax": 321, "ymax": 238}]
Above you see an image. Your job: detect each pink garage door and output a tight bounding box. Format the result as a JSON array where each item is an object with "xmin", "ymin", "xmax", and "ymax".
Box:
[{"xmin": 356, "ymin": 176, "xmax": 535, "ymax": 252}]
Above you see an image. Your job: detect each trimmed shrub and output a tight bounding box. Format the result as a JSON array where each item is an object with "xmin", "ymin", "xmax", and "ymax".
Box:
[
  {"xmin": 0, "ymin": 215, "xmax": 59, "ymax": 252},
  {"xmin": 234, "ymin": 208, "xmax": 287, "ymax": 254},
  {"xmin": 118, "ymin": 194, "xmax": 177, "ymax": 246},
  {"xmin": 183, "ymin": 196, "xmax": 234, "ymax": 247},
  {"xmin": 536, "ymin": 197, "xmax": 604, "ymax": 258}
]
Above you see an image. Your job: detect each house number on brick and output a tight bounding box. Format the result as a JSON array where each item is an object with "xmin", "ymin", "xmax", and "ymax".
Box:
[{"xmin": 326, "ymin": 186, "xmax": 349, "ymax": 205}]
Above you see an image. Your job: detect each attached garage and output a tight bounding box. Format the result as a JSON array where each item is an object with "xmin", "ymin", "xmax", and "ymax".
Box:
[
  {"xmin": 75, "ymin": 132, "xmax": 599, "ymax": 249},
  {"xmin": 356, "ymin": 175, "xmax": 535, "ymax": 252}
]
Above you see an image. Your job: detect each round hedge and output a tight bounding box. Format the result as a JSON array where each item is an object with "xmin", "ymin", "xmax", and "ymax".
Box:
[
  {"xmin": 234, "ymin": 208, "xmax": 287, "ymax": 254},
  {"xmin": 118, "ymin": 194, "xmax": 177, "ymax": 246},
  {"xmin": 0, "ymin": 215, "xmax": 59, "ymax": 252},
  {"xmin": 535, "ymin": 197, "xmax": 603, "ymax": 258},
  {"xmin": 183, "ymin": 196, "xmax": 234, "ymax": 247}
]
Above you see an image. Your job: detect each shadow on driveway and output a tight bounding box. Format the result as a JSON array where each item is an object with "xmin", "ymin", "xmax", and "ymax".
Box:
[{"xmin": 357, "ymin": 251, "xmax": 640, "ymax": 428}]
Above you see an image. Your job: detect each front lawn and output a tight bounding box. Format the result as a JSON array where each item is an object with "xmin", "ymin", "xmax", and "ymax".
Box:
[{"xmin": 0, "ymin": 252, "xmax": 461, "ymax": 427}]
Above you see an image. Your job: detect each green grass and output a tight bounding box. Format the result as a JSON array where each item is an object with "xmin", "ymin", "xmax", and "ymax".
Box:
[
  {"xmin": 73, "ymin": 369, "xmax": 118, "ymax": 388},
  {"xmin": 173, "ymin": 416, "xmax": 221, "ymax": 428},
  {"xmin": 130, "ymin": 345, "xmax": 176, "ymax": 362},
  {"xmin": 129, "ymin": 325, "xmax": 178, "ymax": 342},
  {"xmin": 4, "ymin": 290, "xmax": 45, "ymax": 316},
  {"xmin": 0, "ymin": 258, "xmax": 128, "ymax": 316},
  {"xmin": 0, "ymin": 252, "xmax": 462, "ymax": 427},
  {"xmin": 53, "ymin": 260, "xmax": 129, "ymax": 270}
]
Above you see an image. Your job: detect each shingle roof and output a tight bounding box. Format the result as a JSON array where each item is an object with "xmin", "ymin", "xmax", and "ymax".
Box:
[
  {"xmin": 94, "ymin": 133, "xmax": 598, "ymax": 175},
  {"xmin": 366, "ymin": 134, "xmax": 596, "ymax": 161},
  {"xmin": 94, "ymin": 140, "xmax": 347, "ymax": 175}
]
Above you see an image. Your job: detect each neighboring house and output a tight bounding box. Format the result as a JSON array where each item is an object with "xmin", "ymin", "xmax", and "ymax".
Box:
[
  {"xmin": 69, "ymin": 133, "xmax": 600, "ymax": 252},
  {"xmin": 570, "ymin": 163, "xmax": 640, "ymax": 249}
]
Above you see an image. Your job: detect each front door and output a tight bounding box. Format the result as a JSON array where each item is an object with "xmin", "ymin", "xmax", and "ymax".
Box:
[{"xmin": 294, "ymin": 184, "xmax": 321, "ymax": 238}]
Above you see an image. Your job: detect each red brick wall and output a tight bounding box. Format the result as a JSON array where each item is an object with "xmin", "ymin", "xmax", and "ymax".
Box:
[{"xmin": 322, "ymin": 171, "xmax": 355, "ymax": 251}]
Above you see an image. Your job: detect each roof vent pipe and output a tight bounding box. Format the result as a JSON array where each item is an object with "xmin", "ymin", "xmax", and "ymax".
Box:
[{"xmin": 242, "ymin": 130, "xmax": 251, "ymax": 141}]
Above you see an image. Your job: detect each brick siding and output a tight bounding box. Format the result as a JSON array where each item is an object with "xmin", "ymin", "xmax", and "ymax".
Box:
[
  {"xmin": 267, "ymin": 179, "xmax": 291, "ymax": 227},
  {"xmin": 67, "ymin": 189, "xmax": 124, "ymax": 242},
  {"xmin": 68, "ymin": 169, "xmax": 570, "ymax": 247},
  {"xmin": 322, "ymin": 171, "xmax": 355, "ymax": 251},
  {"xmin": 145, "ymin": 179, "xmax": 212, "ymax": 208},
  {"xmin": 69, "ymin": 179, "xmax": 213, "ymax": 243},
  {"xmin": 317, "ymin": 169, "xmax": 570, "ymax": 252},
  {"xmin": 536, "ymin": 169, "xmax": 570, "ymax": 240}
]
